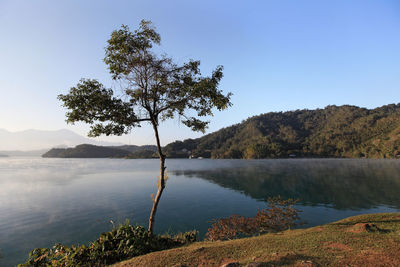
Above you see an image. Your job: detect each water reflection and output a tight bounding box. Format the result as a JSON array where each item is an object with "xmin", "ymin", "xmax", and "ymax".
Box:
[
  {"xmin": 1, "ymin": 158, "xmax": 399, "ymax": 266},
  {"xmin": 173, "ymin": 159, "xmax": 400, "ymax": 210}
]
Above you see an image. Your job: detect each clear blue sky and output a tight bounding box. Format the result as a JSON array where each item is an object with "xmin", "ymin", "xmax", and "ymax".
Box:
[{"xmin": 1, "ymin": 0, "xmax": 399, "ymax": 145}]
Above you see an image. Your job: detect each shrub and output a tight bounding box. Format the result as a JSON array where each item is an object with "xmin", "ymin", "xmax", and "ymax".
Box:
[
  {"xmin": 18, "ymin": 221, "xmax": 197, "ymax": 267},
  {"xmin": 206, "ymin": 196, "xmax": 301, "ymax": 241},
  {"xmin": 256, "ymin": 196, "xmax": 301, "ymax": 232}
]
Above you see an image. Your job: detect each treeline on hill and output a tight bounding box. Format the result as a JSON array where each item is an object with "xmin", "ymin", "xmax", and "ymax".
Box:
[
  {"xmin": 42, "ymin": 144, "xmax": 157, "ymax": 158},
  {"xmin": 164, "ymin": 104, "xmax": 400, "ymax": 159}
]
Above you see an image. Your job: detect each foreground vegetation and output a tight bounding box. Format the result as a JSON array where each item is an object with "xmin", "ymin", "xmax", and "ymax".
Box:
[
  {"xmin": 18, "ymin": 222, "xmax": 197, "ymax": 267},
  {"xmin": 165, "ymin": 104, "xmax": 400, "ymax": 159},
  {"xmin": 114, "ymin": 213, "xmax": 400, "ymax": 267},
  {"xmin": 19, "ymin": 197, "xmax": 298, "ymax": 266}
]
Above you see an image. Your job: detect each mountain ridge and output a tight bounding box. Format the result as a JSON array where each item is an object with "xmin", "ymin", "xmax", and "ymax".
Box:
[
  {"xmin": 5, "ymin": 103, "xmax": 400, "ymax": 158},
  {"xmin": 164, "ymin": 103, "xmax": 400, "ymax": 159}
]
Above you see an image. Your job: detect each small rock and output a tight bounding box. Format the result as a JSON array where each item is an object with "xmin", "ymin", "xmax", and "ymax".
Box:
[
  {"xmin": 247, "ymin": 262, "xmax": 268, "ymax": 267},
  {"xmin": 195, "ymin": 246, "xmax": 205, "ymax": 252},
  {"xmin": 298, "ymin": 260, "xmax": 314, "ymax": 267},
  {"xmin": 348, "ymin": 223, "xmax": 381, "ymax": 233},
  {"xmin": 221, "ymin": 262, "xmax": 240, "ymax": 267}
]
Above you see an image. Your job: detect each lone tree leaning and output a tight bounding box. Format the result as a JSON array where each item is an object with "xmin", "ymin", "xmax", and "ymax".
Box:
[{"xmin": 58, "ymin": 20, "xmax": 232, "ymax": 235}]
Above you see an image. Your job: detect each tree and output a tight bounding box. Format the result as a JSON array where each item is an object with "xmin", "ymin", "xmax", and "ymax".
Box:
[{"xmin": 58, "ymin": 20, "xmax": 232, "ymax": 235}]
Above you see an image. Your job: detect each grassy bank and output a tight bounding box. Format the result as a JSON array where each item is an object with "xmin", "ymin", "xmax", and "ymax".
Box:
[{"xmin": 113, "ymin": 213, "xmax": 400, "ymax": 267}]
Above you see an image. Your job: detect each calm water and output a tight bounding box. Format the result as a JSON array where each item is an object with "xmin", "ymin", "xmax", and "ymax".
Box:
[{"xmin": 1, "ymin": 158, "xmax": 400, "ymax": 266}]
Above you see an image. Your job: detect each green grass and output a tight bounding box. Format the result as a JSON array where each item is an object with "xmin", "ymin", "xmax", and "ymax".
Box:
[{"xmin": 113, "ymin": 213, "xmax": 400, "ymax": 266}]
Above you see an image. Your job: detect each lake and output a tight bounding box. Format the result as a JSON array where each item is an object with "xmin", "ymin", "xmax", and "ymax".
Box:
[{"xmin": 1, "ymin": 158, "xmax": 400, "ymax": 266}]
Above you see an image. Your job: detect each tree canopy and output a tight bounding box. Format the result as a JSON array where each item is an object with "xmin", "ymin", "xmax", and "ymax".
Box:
[{"xmin": 59, "ymin": 20, "xmax": 231, "ymax": 137}]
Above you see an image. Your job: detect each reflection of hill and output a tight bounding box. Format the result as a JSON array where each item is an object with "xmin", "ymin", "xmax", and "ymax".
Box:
[{"xmin": 173, "ymin": 159, "xmax": 400, "ymax": 210}]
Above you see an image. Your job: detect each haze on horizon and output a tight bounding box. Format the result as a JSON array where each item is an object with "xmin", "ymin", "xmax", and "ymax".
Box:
[
  {"xmin": 1, "ymin": 0, "xmax": 399, "ymax": 146},
  {"xmin": 0, "ymin": 128, "xmax": 125, "ymax": 151}
]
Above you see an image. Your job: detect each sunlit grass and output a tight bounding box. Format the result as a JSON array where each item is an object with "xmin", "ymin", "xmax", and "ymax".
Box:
[{"xmin": 114, "ymin": 213, "xmax": 400, "ymax": 266}]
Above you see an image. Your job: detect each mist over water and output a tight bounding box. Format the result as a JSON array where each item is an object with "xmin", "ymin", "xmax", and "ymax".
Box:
[{"xmin": 0, "ymin": 158, "xmax": 399, "ymax": 266}]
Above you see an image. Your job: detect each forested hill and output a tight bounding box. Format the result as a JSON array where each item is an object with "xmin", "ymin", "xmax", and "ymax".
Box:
[
  {"xmin": 164, "ymin": 104, "xmax": 400, "ymax": 159},
  {"xmin": 42, "ymin": 144, "xmax": 157, "ymax": 158}
]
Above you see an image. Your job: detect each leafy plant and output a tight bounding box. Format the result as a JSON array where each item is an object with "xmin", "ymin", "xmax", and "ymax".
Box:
[
  {"xmin": 18, "ymin": 221, "xmax": 197, "ymax": 267},
  {"xmin": 206, "ymin": 196, "xmax": 301, "ymax": 241},
  {"xmin": 256, "ymin": 196, "xmax": 301, "ymax": 232}
]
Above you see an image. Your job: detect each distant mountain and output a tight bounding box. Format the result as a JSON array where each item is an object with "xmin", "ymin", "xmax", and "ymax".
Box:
[
  {"xmin": 0, "ymin": 154, "xmax": 8, "ymax": 157},
  {"xmin": 42, "ymin": 144, "xmax": 157, "ymax": 158},
  {"xmin": 164, "ymin": 104, "xmax": 400, "ymax": 159},
  {"xmin": 0, "ymin": 149, "xmax": 48, "ymax": 157},
  {"xmin": 0, "ymin": 129, "xmax": 123, "ymax": 151}
]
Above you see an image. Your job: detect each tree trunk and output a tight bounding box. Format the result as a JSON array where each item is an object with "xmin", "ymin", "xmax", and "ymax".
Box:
[{"xmin": 148, "ymin": 121, "xmax": 166, "ymax": 236}]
